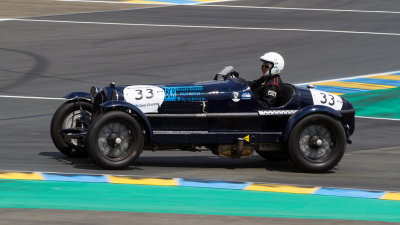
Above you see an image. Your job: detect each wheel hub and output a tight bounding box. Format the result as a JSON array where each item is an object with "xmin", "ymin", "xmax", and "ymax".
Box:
[
  {"xmin": 299, "ymin": 124, "xmax": 334, "ymax": 161},
  {"xmin": 115, "ymin": 137, "xmax": 122, "ymax": 145},
  {"xmin": 309, "ymin": 136, "xmax": 323, "ymax": 149},
  {"xmin": 97, "ymin": 121, "xmax": 133, "ymax": 159},
  {"xmin": 108, "ymin": 133, "xmax": 121, "ymax": 147}
]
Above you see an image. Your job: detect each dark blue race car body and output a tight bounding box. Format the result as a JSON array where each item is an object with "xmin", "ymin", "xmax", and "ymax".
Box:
[{"xmin": 53, "ymin": 68, "xmax": 355, "ymax": 172}]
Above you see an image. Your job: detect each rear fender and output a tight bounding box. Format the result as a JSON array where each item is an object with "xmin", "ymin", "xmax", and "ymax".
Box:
[
  {"xmin": 99, "ymin": 101, "xmax": 153, "ymax": 144},
  {"xmin": 282, "ymin": 105, "xmax": 342, "ymax": 142}
]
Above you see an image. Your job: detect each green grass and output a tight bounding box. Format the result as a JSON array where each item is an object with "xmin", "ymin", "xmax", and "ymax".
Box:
[
  {"xmin": 1, "ymin": 179, "xmax": 400, "ymax": 222},
  {"xmin": 343, "ymin": 87, "xmax": 400, "ymax": 119}
]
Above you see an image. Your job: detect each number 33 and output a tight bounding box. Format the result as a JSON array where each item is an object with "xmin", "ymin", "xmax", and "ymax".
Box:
[
  {"xmin": 320, "ymin": 93, "xmax": 335, "ymax": 106},
  {"xmin": 135, "ymin": 89, "xmax": 154, "ymax": 100}
]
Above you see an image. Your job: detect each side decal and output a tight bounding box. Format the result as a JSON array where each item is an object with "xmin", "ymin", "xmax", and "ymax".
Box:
[
  {"xmin": 241, "ymin": 92, "xmax": 252, "ymax": 100},
  {"xmin": 232, "ymin": 92, "xmax": 240, "ymax": 102},
  {"xmin": 243, "ymin": 135, "xmax": 250, "ymax": 142},
  {"xmin": 162, "ymin": 86, "xmax": 205, "ymax": 102},
  {"xmin": 258, "ymin": 110, "xmax": 298, "ymax": 116}
]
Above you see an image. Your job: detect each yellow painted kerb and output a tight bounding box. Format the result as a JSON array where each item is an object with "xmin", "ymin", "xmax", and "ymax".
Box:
[
  {"xmin": 313, "ymin": 81, "xmax": 396, "ymax": 90},
  {"xmin": 108, "ymin": 176, "xmax": 178, "ymax": 186},
  {"xmin": 0, "ymin": 172, "xmax": 43, "ymax": 180},
  {"xmin": 329, "ymin": 92, "xmax": 344, "ymax": 96},
  {"xmin": 381, "ymin": 192, "xmax": 400, "ymax": 201},
  {"xmin": 245, "ymin": 184, "xmax": 319, "ymax": 194},
  {"xmin": 368, "ymin": 75, "xmax": 400, "ymax": 81}
]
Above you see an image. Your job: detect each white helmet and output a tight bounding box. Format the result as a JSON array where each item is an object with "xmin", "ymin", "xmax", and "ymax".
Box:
[{"xmin": 260, "ymin": 52, "xmax": 284, "ymax": 75}]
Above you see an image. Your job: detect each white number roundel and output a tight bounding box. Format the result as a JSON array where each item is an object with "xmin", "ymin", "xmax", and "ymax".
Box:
[
  {"xmin": 310, "ymin": 89, "xmax": 343, "ymax": 110},
  {"xmin": 123, "ymin": 85, "xmax": 165, "ymax": 113}
]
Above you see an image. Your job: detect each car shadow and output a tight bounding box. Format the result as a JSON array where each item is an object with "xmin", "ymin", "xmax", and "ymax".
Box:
[
  {"xmin": 39, "ymin": 152, "xmax": 334, "ymax": 174},
  {"xmin": 135, "ymin": 156, "xmax": 300, "ymax": 172},
  {"xmin": 39, "ymin": 152, "xmax": 97, "ymax": 170}
]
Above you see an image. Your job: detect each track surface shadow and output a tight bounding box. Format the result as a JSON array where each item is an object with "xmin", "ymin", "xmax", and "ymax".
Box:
[
  {"xmin": 39, "ymin": 151, "xmax": 304, "ymax": 173},
  {"xmin": 1, "ymin": 208, "xmax": 399, "ymax": 225}
]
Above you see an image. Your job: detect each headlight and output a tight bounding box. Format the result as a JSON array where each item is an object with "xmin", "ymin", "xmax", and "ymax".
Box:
[{"xmin": 90, "ymin": 86, "xmax": 101, "ymax": 102}]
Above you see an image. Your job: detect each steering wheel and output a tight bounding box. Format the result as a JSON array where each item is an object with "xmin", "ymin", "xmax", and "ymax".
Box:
[
  {"xmin": 213, "ymin": 71, "xmax": 239, "ymax": 80},
  {"xmin": 229, "ymin": 71, "xmax": 240, "ymax": 78}
]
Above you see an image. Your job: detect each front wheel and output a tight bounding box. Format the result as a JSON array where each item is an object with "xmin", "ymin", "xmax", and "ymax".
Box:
[
  {"xmin": 87, "ymin": 111, "xmax": 144, "ymax": 169},
  {"xmin": 288, "ymin": 114, "xmax": 346, "ymax": 172},
  {"xmin": 50, "ymin": 101, "xmax": 92, "ymax": 157}
]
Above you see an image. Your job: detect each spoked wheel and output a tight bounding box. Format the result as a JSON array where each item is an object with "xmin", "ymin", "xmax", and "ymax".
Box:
[
  {"xmin": 87, "ymin": 111, "xmax": 143, "ymax": 169},
  {"xmin": 288, "ymin": 114, "xmax": 346, "ymax": 172},
  {"xmin": 50, "ymin": 101, "xmax": 92, "ymax": 157}
]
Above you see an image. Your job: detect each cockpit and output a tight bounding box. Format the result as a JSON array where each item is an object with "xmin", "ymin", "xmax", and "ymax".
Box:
[{"xmin": 213, "ymin": 66, "xmax": 296, "ymax": 108}]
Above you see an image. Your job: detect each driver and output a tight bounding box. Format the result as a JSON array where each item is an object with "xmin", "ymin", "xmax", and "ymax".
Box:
[{"xmin": 249, "ymin": 52, "xmax": 285, "ymax": 107}]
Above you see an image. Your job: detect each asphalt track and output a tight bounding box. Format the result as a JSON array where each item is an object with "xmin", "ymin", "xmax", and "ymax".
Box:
[
  {"xmin": 1, "ymin": 0, "xmax": 400, "ymax": 223},
  {"xmin": 2, "ymin": 208, "xmax": 396, "ymax": 225}
]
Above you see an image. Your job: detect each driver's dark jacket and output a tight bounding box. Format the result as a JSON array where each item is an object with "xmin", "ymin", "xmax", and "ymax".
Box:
[{"xmin": 249, "ymin": 74, "xmax": 284, "ymax": 107}]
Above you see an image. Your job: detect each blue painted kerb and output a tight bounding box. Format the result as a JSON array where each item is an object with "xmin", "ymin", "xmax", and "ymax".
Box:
[
  {"xmin": 178, "ymin": 178, "xmax": 251, "ymax": 190},
  {"xmin": 315, "ymin": 188, "xmax": 386, "ymax": 199},
  {"xmin": 42, "ymin": 173, "xmax": 109, "ymax": 183}
]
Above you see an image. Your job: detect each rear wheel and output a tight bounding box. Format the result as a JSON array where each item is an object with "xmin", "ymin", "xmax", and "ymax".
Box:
[
  {"xmin": 288, "ymin": 114, "xmax": 346, "ymax": 172},
  {"xmin": 50, "ymin": 101, "xmax": 92, "ymax": 157},
  {"xmin": 87, "ymin": 111, "xmax": 144, "ymax": 169}
]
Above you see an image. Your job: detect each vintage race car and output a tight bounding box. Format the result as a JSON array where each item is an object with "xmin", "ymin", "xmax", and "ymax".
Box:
[{"xmin": 50, "ymin": 67, "xmax": 355, "ymax": 172}]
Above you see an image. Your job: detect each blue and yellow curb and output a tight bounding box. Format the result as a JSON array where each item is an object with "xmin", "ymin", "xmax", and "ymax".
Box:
[
  {"xmin": 1, "ymin": 170, "xmax": 400, "ymax": 201},
  {"xmin": 298, "ymin": 71, "xmax": 400, "ymax": 95}
]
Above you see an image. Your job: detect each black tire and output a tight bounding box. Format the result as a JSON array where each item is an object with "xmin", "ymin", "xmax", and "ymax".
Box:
[
  {"xmin": 87, "ymin": 111, "xmax": 144, "ymax": 169},
  {"xmin": 50, "ymin": 101, "xmax": 92, "ymax": 157},
  {"xmin": 256, "ymin": 151, "xmax": 290, "ymax": 161},
  {"xmin": 288, "ymin": 114, "xmax": 346, "ymax": 172}
]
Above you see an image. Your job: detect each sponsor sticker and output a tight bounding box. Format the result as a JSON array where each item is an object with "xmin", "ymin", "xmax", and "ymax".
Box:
[
  {"xmin": 241, "ymin": 92, "xmax": 252, "ymax": 100},
  {"xmin": 258, "ymin": 110, "xmax": 298, "ymax": 116},
  {"xmin": 162, "ymin": 86, "xmax": 205, "ymax": 102},
  {"xmin": 243, "ymin": 135, "xmax": 250, "ymax": 142},
  {"xmin": 232, "ymin": 92, "xmax": 240, "ymax": 102}
]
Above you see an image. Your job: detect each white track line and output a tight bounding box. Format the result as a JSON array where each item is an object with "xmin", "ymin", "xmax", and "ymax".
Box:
[
  {"xmin": 54, "ymin": 1, "xmax": 400, "ymax": 14},
  {"xmin": 56, "ymin": 0, "xmax": 235, "ymax": 5},
  {"xmin": 7, "ymin": 18, "xmax": 400, "ymax": 37},
  {"xmin": 56, "ymin": 0, "xmax": 176, "ymax": 5},
  {"xmin": 356, "ymin": 116, "xmax": 400, "ymax": 121},
  {"xmin": 0, "ymin": 95, "xmax": 65, "ymax": 100},
  {"xmin": 200, "ymin": 4, "xmax": 400, "ymax": 15},
  {"xmin": 296, "ymin": 70, "xmax": 400, "ymax": 86}
]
